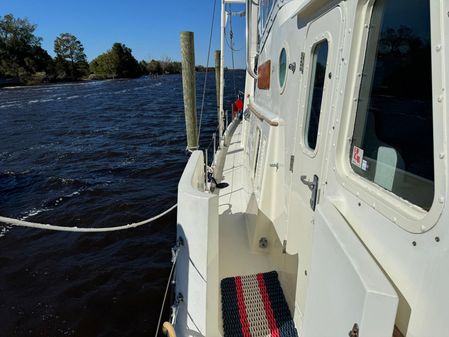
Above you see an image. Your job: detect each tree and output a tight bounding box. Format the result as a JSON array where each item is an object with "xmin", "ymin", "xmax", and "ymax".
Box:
[
  {"xmin": 111, "ymin": 43, "xmax": 141, "ymax": 78},
  {"xmin": 160, "ymin": 57, "xmax": 181, "ymax": 74},
  {"xmin": 0, "ymin": 13, "xmax": 52, "ymax": 82},
  {"xmin": 89, "ymin": 42, "xmax": 144, "ymax": 79},
  {"xmin": 139, "ymin": 60, "xmax": 149, "ymax": 75},
  {"xmin": 54, "ymin": 33, "xmax": 88, "ymax": 79},
  {"xmin": 146, "ymin": 59, "xmax": 163, "ymax": 75},
  {"xmin": 89, "ymin": 51, "xmax": 119, "ymax": 78}
]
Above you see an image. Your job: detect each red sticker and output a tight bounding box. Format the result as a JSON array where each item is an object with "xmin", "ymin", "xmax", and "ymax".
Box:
[{"xmin": 352, "ymin": 146, "xmax": 364, "ymax": 168}]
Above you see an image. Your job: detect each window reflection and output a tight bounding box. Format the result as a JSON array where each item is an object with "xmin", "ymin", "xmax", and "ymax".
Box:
[
  {"xmin": 279, "ymin": 48, "xmax": 287, "ymax": 88},
  {"xmin": 306, "ymin": 40, "xmax": 328, "ymax": 150},
  {"xmin": 350, "ymin": 0, "xmax": 434, "ymax": 210}
]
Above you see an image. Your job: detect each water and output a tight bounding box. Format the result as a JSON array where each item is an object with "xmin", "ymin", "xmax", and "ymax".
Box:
[{"xmin": 0, "ymin": 71, "xmax": 245, "ymax": 337}]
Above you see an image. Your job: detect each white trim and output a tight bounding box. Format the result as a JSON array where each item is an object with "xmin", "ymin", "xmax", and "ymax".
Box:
[
  {"xmin": 335, "ymin": 0, "xmax": 445, "ymax": 233},
  {"xmin": 300, "ymin": 33, "xmax": 332, "ymax": 159}
]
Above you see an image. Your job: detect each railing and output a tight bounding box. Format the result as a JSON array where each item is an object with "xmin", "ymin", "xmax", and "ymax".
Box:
[
  {"xmin": 246, "ymin": 0, "xmax": 259, "ymax": 79},
  {"xmin": 247, "ymin": 103, "xmax": 279, "ymax": 126}
]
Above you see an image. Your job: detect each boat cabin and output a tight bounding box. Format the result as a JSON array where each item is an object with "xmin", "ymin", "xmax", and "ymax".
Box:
[{"xmin": 175, "ymin": 0, "xmax": 448, "ymax": 336}]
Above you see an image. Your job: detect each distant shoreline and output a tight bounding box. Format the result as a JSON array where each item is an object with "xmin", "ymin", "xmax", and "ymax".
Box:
[
  {"xmin": 0, "ymin": 70, "xmax": 244, "ymax": 89},
  {"xmin": 0, "ymin": 75, "xmax": 153, "ymax": 89}
]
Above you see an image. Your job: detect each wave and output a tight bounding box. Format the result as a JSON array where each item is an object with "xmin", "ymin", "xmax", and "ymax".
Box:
[
  {"xmin": 18, "ymin": 188, "xmax": 84, "ymax": 222},
  {"xmin": 0, "ymin": 170, "xmax": 31, "ymax": 177},
  {"xmin": 113, "ymin": 89, "xmax": 130, "ymax": 94},
  {"xmin": 0, "ymin": 225, "xmax": 12, "ymax": 238},
  {"xmin": 0, "ymin": 103, "xmax": 21, "ymax": 109},
  {"xmin": 19, "ymin": 207, "xmax": 53, "ymax": 221},
  {"xmin": 46, "ymin": 176, "xmax": 86, "ymax": 189}
]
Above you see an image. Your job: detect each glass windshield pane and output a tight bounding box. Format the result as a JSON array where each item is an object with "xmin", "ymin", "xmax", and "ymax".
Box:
[
  {"xmin": 306, "ymin": 40, "xmax": 328, "ymax": 150},
  {"xmin": 350, "ymin": 0, "xmax": 433, "ymax": 210},
  {"xmin": 258, "ymin": 0, "xmax": 276, "ymax": 35}
]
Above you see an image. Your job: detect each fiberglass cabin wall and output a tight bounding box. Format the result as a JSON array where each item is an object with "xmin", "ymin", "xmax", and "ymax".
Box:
[{"xmin": 243, "ymin": 0, "xmax": 449, "ymax": 335}]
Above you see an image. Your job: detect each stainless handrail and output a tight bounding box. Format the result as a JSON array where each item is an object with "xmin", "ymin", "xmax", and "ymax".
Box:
[
  {"xmin": 246, "ymin": 0, "xmax": 259, "ymax": 79},
  {"xmin": 247, "ymin": 103, "xmax": 279, "ymax": 126}
]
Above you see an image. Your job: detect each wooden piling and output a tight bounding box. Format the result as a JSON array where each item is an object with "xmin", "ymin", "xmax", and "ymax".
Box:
[{"xmin": 180, "ymin": 31, "xmax": 198, "ymax": 151}]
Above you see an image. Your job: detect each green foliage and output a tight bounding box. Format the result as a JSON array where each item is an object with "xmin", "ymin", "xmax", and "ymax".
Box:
[
  {"xmin": 160, "ymin": 57, "xmax": 181, "ymax": 74},
  {"xmin": 146, "ymin": 59, "xmax": 163, "ymax": 75},
  {"xmin": 0, "ymin": 13, "xmax": 53, "ymax": 83},
  {"xmin": 90, "ymin": 42, "xmax": 143, "ymax": 79},
  {"xmin": 0, "ymin": 13, "xmax": 208, "ymax": 86},
  {"xmin": 139, "ymin": 60, "xmax": 149, "ymax": 75},
  {"xmin": 195, "ymin": 65, "xmax": 214, "ymax": 72},
  {"xmin": 54, "ymin": 33, "xmax": 88, "ymax": 80}
]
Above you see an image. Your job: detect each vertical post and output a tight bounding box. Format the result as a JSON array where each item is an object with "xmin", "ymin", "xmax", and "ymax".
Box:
[
  {"xmin": 180, "ymin": 31, "xmax": 198, "ymax": 152},
  {"xmin": 219, "ymin": 1, "xmax": 226, "ymax": 143},
  {"xmin": 214, "ymin": 50, "xmax": 221, "ymax": 129}
]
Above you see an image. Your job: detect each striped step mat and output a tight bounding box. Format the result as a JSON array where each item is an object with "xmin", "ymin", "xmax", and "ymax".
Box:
[{"xmin": 221, "ymin": 271, "xmax": 298, "ymax": 337}]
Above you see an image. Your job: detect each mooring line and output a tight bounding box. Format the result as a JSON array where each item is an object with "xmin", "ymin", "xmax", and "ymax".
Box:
[{"xmin": 0, "ymin": 204, "xmax": 177, "ymax": 233}]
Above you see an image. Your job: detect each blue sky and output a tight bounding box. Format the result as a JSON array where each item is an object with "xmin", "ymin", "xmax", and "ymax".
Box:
[{"xmin": 0, "ymin": 0, "xmax": 246, "ymax": 68}]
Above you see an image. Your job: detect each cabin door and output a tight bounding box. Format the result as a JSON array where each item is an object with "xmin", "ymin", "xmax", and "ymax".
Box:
[
  {"xmin": 286, "ymin": 3, "xmax": 344, "ymax": 319},
  {"xmin": 287, "ymin": 6, "xmax": 399, "ymax": 337},
  {"xmin": 293, "ymin": 5, "xmax": 343, "ymax": 219}
]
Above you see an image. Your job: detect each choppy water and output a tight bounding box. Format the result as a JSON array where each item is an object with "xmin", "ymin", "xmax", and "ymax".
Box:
[{"xmin": 0, "ymin": 71, "xmax": 245, "ymax": 337}]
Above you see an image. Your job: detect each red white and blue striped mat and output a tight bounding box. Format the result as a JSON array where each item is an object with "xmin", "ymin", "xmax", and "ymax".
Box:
[{"xmin": 221, "ymin": 271, "xmax": 298, "ymax": 337}]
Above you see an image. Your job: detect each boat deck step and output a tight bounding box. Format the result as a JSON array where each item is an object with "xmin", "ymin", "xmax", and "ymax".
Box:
[{"xmin": 221, "ymin": 271, "xmax": 298, "ymax": 337}]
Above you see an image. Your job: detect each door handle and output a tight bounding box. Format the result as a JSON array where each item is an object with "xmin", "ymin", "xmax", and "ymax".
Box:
[
  {"xmin": 300, "ymin": 175, "xmax": 319, "ymax": 211},
  {"xmin": 301, "ymin": 175, "xmax": 316, "ymax": 190}
]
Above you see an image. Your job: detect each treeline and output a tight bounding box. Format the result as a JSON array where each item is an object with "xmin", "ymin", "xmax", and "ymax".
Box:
[{"xmin": 0, "ymin": 14, "xmax": 195, "ymax": 86}]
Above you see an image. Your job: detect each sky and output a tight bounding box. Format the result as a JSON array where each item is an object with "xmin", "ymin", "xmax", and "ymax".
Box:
[{"xmin": 0, "ymin": 0, "xmax": 246, "ymax": 68}]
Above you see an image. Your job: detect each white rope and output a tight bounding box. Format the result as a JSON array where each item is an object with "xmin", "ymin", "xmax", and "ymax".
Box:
[{"xmin": 0, "ymin": 204, "xmax": 177, "ymax": 233}]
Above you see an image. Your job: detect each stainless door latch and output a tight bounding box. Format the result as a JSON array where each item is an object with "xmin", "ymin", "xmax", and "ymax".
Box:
[{"xmin": 300, "ymin": 175, "xmax": 319, "ymax": 211}]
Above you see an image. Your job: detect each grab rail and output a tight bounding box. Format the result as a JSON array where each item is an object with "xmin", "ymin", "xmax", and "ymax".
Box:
[
  {"xmin": 247, "ymin": 103, "xmax": 279, "ymax": 126},
  {"xmin": 246, "ymin": 0, "xmax": 259, "ymax": 79}
]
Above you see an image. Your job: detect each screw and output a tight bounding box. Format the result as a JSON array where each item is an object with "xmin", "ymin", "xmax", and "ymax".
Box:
[
  {"xmin": 412, "ymin": 241, "xmax": 417, "ymax": 247},
  {"xmin": 435, "ymin": 236, "xmax": 440, "ymax": 242},
  {"xmin": 304, "ymin": 270, "xmax": 308, "ymax": 276}
]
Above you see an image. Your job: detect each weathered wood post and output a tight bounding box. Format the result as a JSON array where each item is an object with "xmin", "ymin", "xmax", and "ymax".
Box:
[
  {"xmin": 180, "ymin": 31, "xmax": 198, "ymax": 152},
  {"xmin": 214, "ymin": 50, "xmax": 221, "ymax": 126}
]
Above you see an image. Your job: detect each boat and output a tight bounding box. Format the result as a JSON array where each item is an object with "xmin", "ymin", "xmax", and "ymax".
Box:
[{"xmin": 168, "ymin": 0, "xmax": 447, "ymax": 336}]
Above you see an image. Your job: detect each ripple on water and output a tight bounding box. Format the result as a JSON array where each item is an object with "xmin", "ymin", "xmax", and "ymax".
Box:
[{"xmin": 0, "ymin": 71, "xmax": 246, "ymax": 336}]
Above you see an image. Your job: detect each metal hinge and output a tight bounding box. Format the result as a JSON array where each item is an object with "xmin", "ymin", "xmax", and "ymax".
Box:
[
  {"xmin": 348, "ymin": 323, "xmax": 359, "ymax": 337},
  {"xmin": 299, "ymin": 52, "xmax": 305, "ymax": 74},
  {"xmin": 289, "ymin": 155, "xmax": 295, "ymax": 172}
]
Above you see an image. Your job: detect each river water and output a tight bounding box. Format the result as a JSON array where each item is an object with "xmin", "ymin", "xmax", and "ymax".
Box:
[{"xmin": 0, "ymin": 71, "xmax": 245, "ymax": 337}]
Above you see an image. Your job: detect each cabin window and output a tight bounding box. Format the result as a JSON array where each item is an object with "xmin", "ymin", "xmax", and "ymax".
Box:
[
  {"xmin": 253, "ymin": 128, "xmax": 262, "ymax": 177},
  {"xmin": 350, "ymin": 0, "xmax": 434, "ymax": 210},
  {"xmin": 279, "ymin": 48, "xmax": 287, "ymax": 89},
  {"xmin": 258, "ymin": 0, "xmax": 276, "ymax": 36},
  {"xmin": 305, "ymin": 40, "xmax": 329, "ymax": 150}
]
